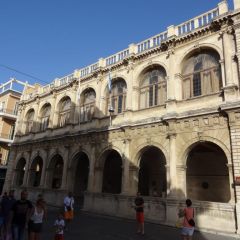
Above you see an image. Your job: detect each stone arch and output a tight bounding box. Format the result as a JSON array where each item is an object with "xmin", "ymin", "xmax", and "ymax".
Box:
[
  {"xmin": 180, "ymin": 136, "xmax": 231, "ymax": 165},
  {"xmin": 14, "ymin": 157, "xmax": 26, "ymax": 186},
  {"xmin": 95, "ymin": 146, "xmax": 123, "ymax": 169},
  {"xmin": 177, "ymin": 43, "xmax": 223, "ymax": 71},
  {"xmin": 132, "ymin": 142, "xmax": 169, "ymax": 167},
  {"xmin": 134, "ymin": 61, "xmax": 169, "ymax": 85},
  {"xmin": 137, "ymin": 145, "xmax": 167, "ymax": 197},
  {"xmin": 185, "ymin": 141, "xmax": 231, "ymax": 203}
]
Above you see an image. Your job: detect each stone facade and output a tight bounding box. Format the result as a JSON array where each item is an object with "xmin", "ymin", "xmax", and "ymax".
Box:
[{"xmin": 4, "ymin": 0, "xmax": 240, "ymax": 235}]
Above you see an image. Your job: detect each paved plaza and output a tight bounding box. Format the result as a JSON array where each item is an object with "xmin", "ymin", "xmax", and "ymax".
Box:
[{"xmin": 41, "ymin": 209, "xmax": 238, "ymax": 240}]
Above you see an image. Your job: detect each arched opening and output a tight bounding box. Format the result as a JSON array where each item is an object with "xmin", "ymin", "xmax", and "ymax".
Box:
[
  {"xmin": 80, "ymin": 88, "xmax": 96, "ymax": 122},
  {"xmin": 102, "ymin": 150, "xmax": 122, "ymax": 194},
  {"xmin": 48, "ymin": 154, "xmax": 64, "ymax": 189},
  {"xmin": 72, "ymin": 152, "xmax": 89, "ymax": 207},
  {"xmin": 28, "ymin": 156, "xmax": 43, "ymax": 187},
  {"xmin": 139, "ymin": 65, "xmax": 167, "ymax": 109},
  {"xmin": 182, "ymin": 49, "xmax": 222, "ymax": 99},
  {"xmin": 106, "ymin": 78, "xmax": 127, "ymax": 115},
  {"xmin": 40, "ymin": 103, "xmax": 51, "ymax": 131},
  {"xmin": 25, "ymin": 109, "xmax": 35, "ymax": 134},
  {"xmin": 186, "ymin": 142, "xmax": 230, "ymax": 202},
  {"xmin": 15, "ymin": 158, "xmax": 26, "ymax": 186},
  {"xmin": 138, "ymin": 146, "xmax": 167, "ymax": 197},
  {"xmin": 58, "ymin": 97, "xmax": 71, "ymax": 127}
]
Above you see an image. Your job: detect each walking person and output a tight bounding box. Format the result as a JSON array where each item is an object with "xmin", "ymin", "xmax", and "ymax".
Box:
[
  {"xmin": 180, "ymin": 199, "xmax": 195, "ymax": 240},
  {"xmin": 54, "ymin": 212, "xmax": 65, "ymax": 240},
  {"xmin": 28, "ymin": 198, "xmax": 46, "ymax": 240},
  {"xmin": 8, "ymin": 190, "xmax": 33, "ymax": 240},
  {"xmin": 134, "ymin": 192, "xmax": 144, "ymax": 235},
  {"xmin": 63, "ymin": 192, "xmax": 74, "ymax": 230},
  {"xmin": 1, "ymin": 190, "xmax": 16, "ymax": 239}
]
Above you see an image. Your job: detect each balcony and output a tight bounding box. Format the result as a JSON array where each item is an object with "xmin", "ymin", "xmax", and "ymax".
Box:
[
  {"xmin": 0, "ymin": 132, "xmax": 14, "ymax": 144},
  {"xmin": 0, "ymin": 108, "xmax": 18, "ymax": 120}
]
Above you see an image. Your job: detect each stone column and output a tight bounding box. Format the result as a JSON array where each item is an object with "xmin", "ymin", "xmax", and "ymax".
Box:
[
  {"xmin": 226, "ymin": 163, "xmax": 235, "ymax": 202},
  {"xmin": 23, "ymin": 151, "xmax": 32, "ymax": 187},
  {"xmin": 168, "ymin": 132, "xmax": 178, "ymax": 197},
  {"xmin": 225, "ymin": 110, "xmax": 240, "ymax": 234},
  {"xmin": 40, "ymin": 148, "xmax": 49, "ymax": 187},
  {"xmin": 33, "ymin": 99, "xmax": 41, "ymax": 132},
  {"xmin": 49, "ymin": 92, "xmax": 57, "ymax": 128},
  {"xmin": 61, "ymin": 146, "xmax": 70, "ymax": 190},
  {"xmin": 176, "ymin": 165, "xmax": 187, "ymax": 198},
  {"xmin": 219, "ymin": 59, "xmax": 226, "ymax": 88},
  {"xmin": 87, "ymin": 143, "xmax": 96, "ymax": 192},
  {"xmin": 166, "ymin": 49, "xmax": 175, "ymax": 101},
  {"xmin": 121, "ymin": 139, "xmax": 131, "ymax": 194},
  {"xmin": 129, "ymin": 165, "xmax": 138, "ymax": 195},
  {"xmin": 69, "ymin": 86, "xmax": 77, "ymax": 124}
]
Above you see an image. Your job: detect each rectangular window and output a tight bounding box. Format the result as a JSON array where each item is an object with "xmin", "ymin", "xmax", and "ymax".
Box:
[
  {"xmin": 149, "ymin": 86, "xmax": 153, "ymax": 107},
  {"xmin": 13, "ymin": 102, "xmax": 19, "ymax": 115},
  {"xmin": 193, "ymin": 73, "xmax": 202, "ymax": 96},
  {"xmin": 118, "ymin": 95, "xmax": 123, "ymax": 113}
]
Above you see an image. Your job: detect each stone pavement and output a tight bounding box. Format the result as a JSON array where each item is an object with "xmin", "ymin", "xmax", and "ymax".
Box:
[{"xmin": 41, "ymin": 210, "xmax": 238, "ymax": 240}]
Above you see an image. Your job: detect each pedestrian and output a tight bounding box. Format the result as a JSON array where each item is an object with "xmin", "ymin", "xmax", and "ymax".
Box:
[
  {"xmin": 54, "ymin": 212, "xmax": 65, "ymax": 240},
  {"xmin": 1, "ymin": 190, "xmax": 16, "ymax": 239},
  {"xmin": 134, "ymin": 192, "xmax": 144, "ymax": 235},
  {"xmin": 63, "ymin": 192, "xmax": 74, "ymax": 230},
  {"xmin": 180, "ymin": 199, "xmax": 195, "ymax": 240},
  {"xmin": 28, "ymin": 198, "xmax": 46, "ymax": 240},
  {"xmin": 8, "ymin": 190, "xmax": 33, "ymax": 240}
]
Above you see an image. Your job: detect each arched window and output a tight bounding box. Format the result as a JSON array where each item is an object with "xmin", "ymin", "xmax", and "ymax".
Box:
[
  {"xmin": 182, "ymin": 50, "xmax": 222, "ymax": 99},
  {"xmin": 107, "ymin": 79, "xmax": 127, "ymax": 115},
  {"xmin": 59, "ymin": 97, "xmax": 71, "ymax": 127},
  {"xmin": 80, "ymin": 89, "xmax": 96, "ymax": 122},
  {"xmin": 139, "ymin": 66, "xmax": 167, "ymax": 109},
  {"xmin": 25, "ymin": 109, "xmax": 35, "ymax": 134},
  {"xmin": 40, "ymin": 104, "xmax": 51, "ymax": 131}
]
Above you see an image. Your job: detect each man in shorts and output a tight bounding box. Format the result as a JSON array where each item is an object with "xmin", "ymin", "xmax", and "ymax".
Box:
[{"xmin": 134, "ymin": 192, "xmax": 144, "ymax": 235}]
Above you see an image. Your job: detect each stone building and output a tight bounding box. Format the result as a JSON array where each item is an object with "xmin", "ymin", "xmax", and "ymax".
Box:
[{"xmin": 4, "ymin": 0, "xmax": 240, "ymax": 235}]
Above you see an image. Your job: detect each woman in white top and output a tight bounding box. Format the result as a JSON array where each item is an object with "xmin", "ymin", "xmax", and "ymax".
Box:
[{"xmin": 29, "ymin": 198, "xmax": 46, "ymax": 240}]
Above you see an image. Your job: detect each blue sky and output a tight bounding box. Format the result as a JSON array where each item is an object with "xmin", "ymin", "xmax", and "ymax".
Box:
[{"xmin": 0, "ymin": 0, "xmax": 234, "ymax": 86}]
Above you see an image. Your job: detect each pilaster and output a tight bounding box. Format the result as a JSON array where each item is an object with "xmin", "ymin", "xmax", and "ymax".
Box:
[
  {"xmin": 61, "ymin": 146, "xmax": 70, "ymax": 190},
  {"xmin": 167, "ymin": 132, "xmax": 178, "ymax": 197},
  {"xmin": 121, "ymin": 139, "xmax": 131, "ymax": 194}
]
